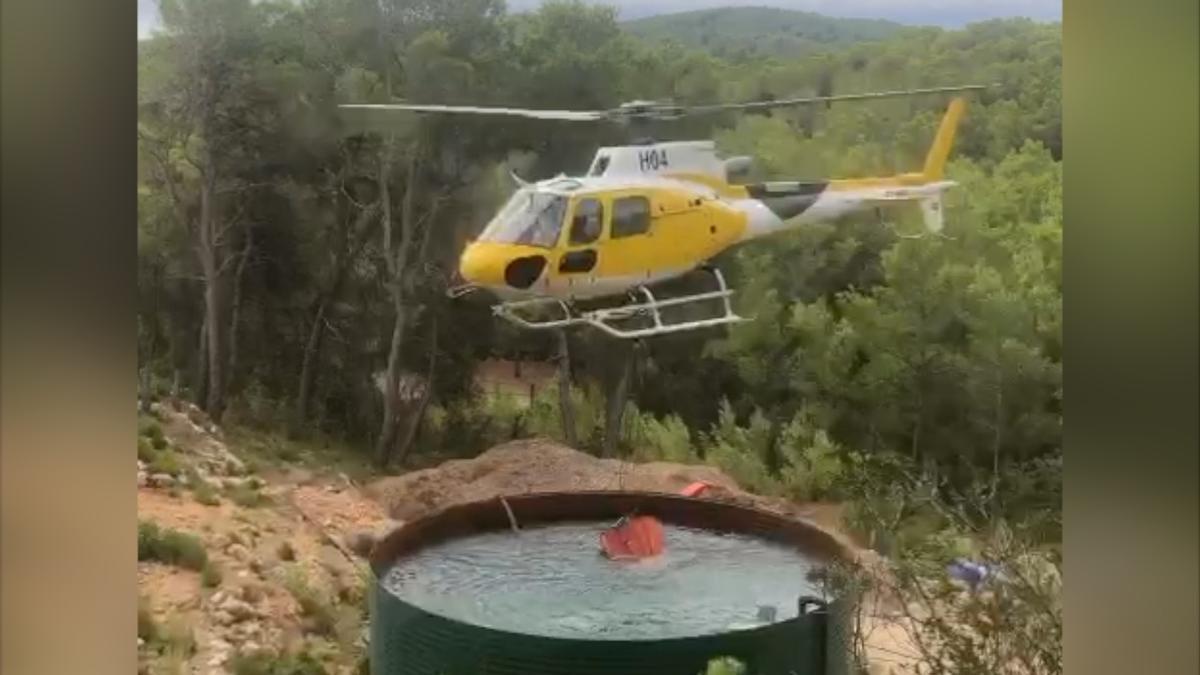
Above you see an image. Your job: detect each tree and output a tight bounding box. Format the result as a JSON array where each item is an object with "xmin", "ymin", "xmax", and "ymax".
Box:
[{"xmin": 138, "ymin": 0, "xmax": 268, "ymax": 421}]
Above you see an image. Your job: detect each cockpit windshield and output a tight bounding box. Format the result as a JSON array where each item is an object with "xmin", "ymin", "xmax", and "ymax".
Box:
[{"xmin": 477, "ymin": 189, "xmax": 568, "ymax": 248}]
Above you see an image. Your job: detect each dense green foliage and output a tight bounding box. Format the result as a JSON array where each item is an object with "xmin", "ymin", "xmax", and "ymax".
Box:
[
  {"xmin": 138, "ymin": 0, "xmax": 1060, "ymax": 536},
  {"xmin": 623, "ymin": 7, "xmax": 902, "ymax": 60}
]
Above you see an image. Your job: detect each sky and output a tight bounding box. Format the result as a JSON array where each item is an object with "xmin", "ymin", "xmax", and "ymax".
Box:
[{"xmin": 138, "ymin": 0, "xmax": 1061, "ymax": 39}]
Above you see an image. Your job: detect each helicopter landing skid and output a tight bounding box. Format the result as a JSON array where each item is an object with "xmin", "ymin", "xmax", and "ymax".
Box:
[{"xmin": 492, "ymin": 268, "xmax": 748, "ymax": 339}]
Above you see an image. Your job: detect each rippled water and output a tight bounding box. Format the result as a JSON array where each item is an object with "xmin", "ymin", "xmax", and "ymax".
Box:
[{"xmin": 380, "ymin": 521, "xmax": 823, "ymax": 640}]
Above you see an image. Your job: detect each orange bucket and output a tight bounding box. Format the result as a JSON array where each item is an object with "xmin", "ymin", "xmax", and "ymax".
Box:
[
  {"xmin": 599, "ymin": 483, "xmax": 712, "ymax": 559},
  {"xmin": 599, "ymin": 515, "xmax": 665, "ymax": 560}
]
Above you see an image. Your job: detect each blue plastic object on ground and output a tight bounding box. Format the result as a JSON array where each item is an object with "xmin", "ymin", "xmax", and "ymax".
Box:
[{"xmin": 946, "ymin": 558, "xmax": 996, "ymax": 591}]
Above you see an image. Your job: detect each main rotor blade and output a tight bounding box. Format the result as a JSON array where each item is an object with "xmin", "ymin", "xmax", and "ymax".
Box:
[
  {"xmin": 683, "ymin": 84, "xmax": 993, "ymax": 116},
  {"xmin": 338, "ymin": 103, "xmax": 607, "ymax": 121}
]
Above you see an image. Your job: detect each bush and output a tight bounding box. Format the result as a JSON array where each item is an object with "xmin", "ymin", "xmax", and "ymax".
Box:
[
  {"xmin": 138, "ymin": 437, "xmax": 158, "ymax": 463},
  {"xmin": 704, "ymin": 657, "xmax": 747, "ymax": 675},
  {"xmin": 705, "ymin": 440, "xmax": 778, "ymax": 495},
  {"xmin": 628, "ymin": 412, "xmax": 696, "ymax": 463},
  {"xmin": 778, "ymin": 428, "xmax": 846, "ymax": 502},
  {"xmin": 137, "ymin": 521, "xmax": 161, "ymax": 559},
  {"xmin": 138, "ymin": 520, "xmax": 208, "ymax": 571},
  {"xmin": 230, "ymin": 649, "xmax": 328, "ymax": 675},
  {"xmin": 201, "ymin": 563, "xmax": 223, "ymax": 588},
  {"xmin": 139, "ymin": 419, "xmax": 164, "ymax": 443},
  {"xmin": 159, "ymin": 617, "xmax": 196, "ymax": 657},
  {"xmin": 227, "ymin": 484, "xmax": 272, "ymax": 508},
  {"xmin": 282, "ymin": 568, "xmax": 338, "ymax": 637},
  {"xmin": 148, "ymin": 450, "xmax": 183, "ymax": 476},
  {"xmin": 521, "ymin": 381, "xmax": 604, "ymax": 450},
  {"xmin": 193, "ymin": 481, "xmax": 221, "ymax": 506}
]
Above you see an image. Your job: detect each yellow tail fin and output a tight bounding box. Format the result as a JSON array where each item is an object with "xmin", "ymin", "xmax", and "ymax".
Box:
[{"xmin": 922, "ymin": 97, "xmax": 967, "ymax": 181}]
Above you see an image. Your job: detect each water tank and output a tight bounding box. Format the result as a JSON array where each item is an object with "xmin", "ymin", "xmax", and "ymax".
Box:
[{"xmin": 368, "ymin": 491, "xmax": 855, "ymax": 675}]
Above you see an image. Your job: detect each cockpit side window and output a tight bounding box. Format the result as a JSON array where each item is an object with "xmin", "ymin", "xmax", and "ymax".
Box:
[{"xmin": 569, "ymin": 198, "xmax": 604, "ymax": 245}]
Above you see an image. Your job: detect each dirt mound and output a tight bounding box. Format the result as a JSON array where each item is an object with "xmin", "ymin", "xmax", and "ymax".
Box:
[{"xmin": 367, "ymin": 438, "xmax": 768, "ymax": 522}]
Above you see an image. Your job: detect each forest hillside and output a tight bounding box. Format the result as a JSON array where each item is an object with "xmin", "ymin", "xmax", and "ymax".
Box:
[{"xmin": 623, "ymin": 6, "xmax": 904, "ymax": 59}]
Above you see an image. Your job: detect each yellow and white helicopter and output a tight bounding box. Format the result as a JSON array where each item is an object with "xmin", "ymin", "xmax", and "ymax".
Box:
[{"xmin": 342, "ymin": 85, "xmax": 985, "ymax": 339}]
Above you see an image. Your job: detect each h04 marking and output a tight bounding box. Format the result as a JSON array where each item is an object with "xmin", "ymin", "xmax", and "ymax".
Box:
[{"xmin": 638, "ymin": 149, "xmax": 669, "ymax": 171}]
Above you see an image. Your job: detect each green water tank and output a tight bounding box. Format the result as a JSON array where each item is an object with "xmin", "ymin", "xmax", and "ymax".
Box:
[{"xmin": 368, "ymin": 491, "xmax": 855, "ymax": 675}]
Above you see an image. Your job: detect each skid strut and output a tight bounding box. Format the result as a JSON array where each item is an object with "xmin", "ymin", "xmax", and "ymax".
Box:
[{"xmin": 491, "ymin": 268, "xmax": 747, "ymax": 339}]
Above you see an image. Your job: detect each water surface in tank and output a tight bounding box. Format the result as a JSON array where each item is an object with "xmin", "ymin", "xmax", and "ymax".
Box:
[{"xmin": 380, "ymin": 521, "xmax": 823, "ymax": 640}]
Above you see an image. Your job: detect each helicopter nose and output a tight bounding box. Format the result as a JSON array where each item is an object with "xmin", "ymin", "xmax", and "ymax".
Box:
[
  {"xmin": 460, "ymin": 242, "xmax": 548, "ymax": 291},
  {"xmin": 458, "ymin": 242, "xmax": 506, "ymax": 287}
]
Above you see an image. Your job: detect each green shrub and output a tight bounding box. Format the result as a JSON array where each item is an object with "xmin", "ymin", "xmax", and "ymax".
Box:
[
  {"xmin": 705, "ymin": 440, "xmax": 778, "ymax": 495},
  {"xmin": 138, "ymin": 520, "xmax": 208, "ymax": 571},
  {"xmin": 230, "ymin": 649, "xmax": 328, "ymax": 675},
  {"xmin": 629, "ymin": 412, "xmax": 696, "ymax": 463},
  {"xmin": 138, "ymin": 521, "xmax": 161, "ymax": 559},
  {"xmin": 703, "ymin": 657, "xmax": 747, "ymax": 675},
  {"xmin": 227, "ymin": 484, "xmax": 272, "ymax": 508},
  {"xmin": 779, "ymin": 430, "xmax": 846, "ymax": 502},
  {"xmin": 159, "ymin": 617, "xmax": 196, "ymax": 657},
  {"xmin": 201, "ymin": 563, "xmax": 223, "ymax": 588},
  {"xmin": 138, "ymin": 437, "xmax": 158, "ymax": 463},
  {"xmin": 522, "ymin": 381, "xmax": 603, "ymax": 450},
  {"xmin": 187, "ymin": 468, "xmax": 220, "ymax": 504},
  {"xmin": 194, "ymin": 481, "xmax": 221, "ymax": 506},
  {"xmin": 282, "ymin": 569, "xmax": 338, "ymax": 637},
  {"xmin": 148, "ymin": 450, "xmax": 183, "ymax": 476},
  {"xmin": 139, "ymin": 419, "xmax": 164, "ymax": 443}
]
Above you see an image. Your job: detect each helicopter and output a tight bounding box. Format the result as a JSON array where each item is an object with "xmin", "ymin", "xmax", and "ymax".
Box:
[{"xmin": 341, "ymin": 84, "xmax": 986, "ymax": 339}]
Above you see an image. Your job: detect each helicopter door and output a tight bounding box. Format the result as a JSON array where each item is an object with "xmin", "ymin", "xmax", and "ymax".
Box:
[{"xmin": 558, "ymin": 198, "xmax": 604, "ymax": 289}]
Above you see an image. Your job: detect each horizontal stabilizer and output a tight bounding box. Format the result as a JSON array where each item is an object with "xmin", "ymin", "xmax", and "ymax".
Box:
[{"xmin": 858, "ymin": 181, "xmax": 954, "ymax": 233}]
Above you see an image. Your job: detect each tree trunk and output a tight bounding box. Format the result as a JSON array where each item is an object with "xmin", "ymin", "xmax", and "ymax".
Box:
[
  {"xmin": 602, "ymin": 342, "xmax": 635, "ymax": 458},
  {"xmin": 990, "ymin": 372, "xmax": 1004, "ymax": 521},
  {"xmin": 294, "ymin": 299, "xmax": 328, "ymax": 433},
  {"xmin": 394, "ymin": 315, "xmax": 438, "ymax": 466},
  {"xmin": 194, "ymin": 316, "xmax": 209, "ymax": 407},
  {"xmin": 198, "ymin": 168, "xmax": 226, "ymax": 422},
  {"xmin": 203, "ymin": 278, "xmax": 224, "ymax": 420},
  {"xmin": 556, "ymin": 330, "xmax": 577, "ymax": 446},
  {"xmin": 139, "ymin": 362, "xmax": 154, "ymax": 413},
  {"xmin": 226, "ymin": 229, "xmax": 252, "ymax": 395},
  {"xmin": 375, "ymin": 139, "xmax": 421, "ymax": 465},
  {"xmin": 376, "ymin": 297, "xmax": 408, "ymax": 465}
]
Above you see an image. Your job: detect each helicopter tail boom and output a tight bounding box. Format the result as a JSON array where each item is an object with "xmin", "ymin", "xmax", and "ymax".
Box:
[{"xmin": 742, "ymin": 96, "xmax": 967, "ymax": 235}]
